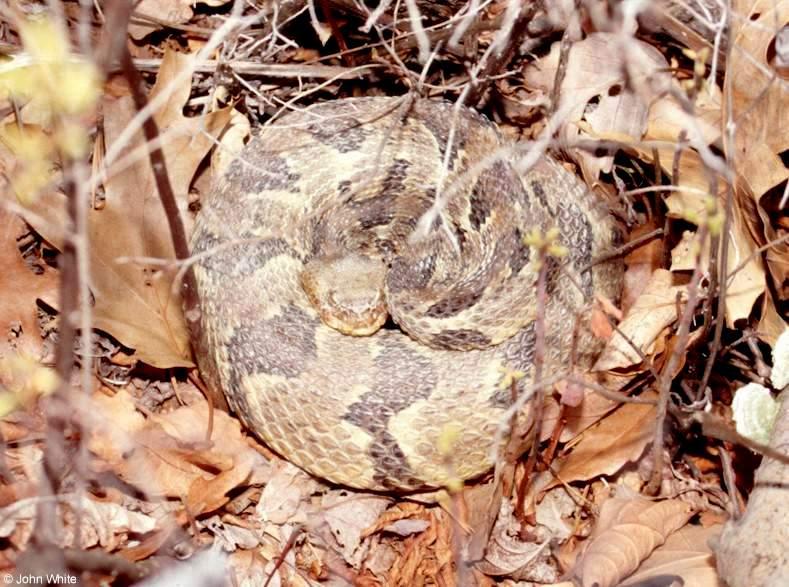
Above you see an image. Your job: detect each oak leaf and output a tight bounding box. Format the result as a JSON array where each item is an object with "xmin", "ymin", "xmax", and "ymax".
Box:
[
  {"xmin": 0, "ymin": 208, "xmax": 58, "ymax": 359},
  {"xmin": 21, "ymin": 50, "xmax": 231, "ymax": 368},
  {"xmin": 87, "ymin": 388, "xmax": 270, "ymax": 515}
]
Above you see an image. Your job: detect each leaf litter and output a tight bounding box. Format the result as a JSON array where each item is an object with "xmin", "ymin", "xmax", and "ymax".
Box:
[{"xmin": 0, "ymin": 1, "xmax": 787, "ymax": 586}]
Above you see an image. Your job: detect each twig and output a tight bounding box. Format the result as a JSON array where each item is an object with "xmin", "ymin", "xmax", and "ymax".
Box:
[
  {"xmin": 646, "ymin": 225, "xmax": 709, "ymax": 495},
  {"xmin": 130, "ymin": 58, "xmax": 376, "ymax": 79},
  {"xmin": 62, "ymin": 547, "xmax": 149, "ymax": 582},
  {"xmin": 565, "ymin": 376, "xmax": 658, "ymax": 406},
  {"xmin": 263, "ymin": 525, "xmax": 303, "ymax": 587},
  {"xmin": 362, "ymin": 0, "xmax": 393, "ymax": 31},
  {"xmin": 718, "ymin": 443, "xmax": 742, "ymax": 519},
  {"xmin": 465, "ymin": 2, "xmax": 539, "ymax": 106},
  {"xmin": 403, "ymin": 0, "xmax": 430, "ymax": 63},
  {"xmin": 93, "ymin": 0, "xmax": 134, "ymax": 73},
  {"xmin": 515, "ymin": 232, "xmax": 555, "ymax": 520},
  {"xmin": 448, "ymin": 0, "xmax": 483, "ymax": 48},
  {"xmin": 188, "ymin": 371, "xmax": 215, "ymax": 443},
  {"xmin": 317, "ymin": 0, "xmax": 352, "ymax": 65},
  {"xmin": 34, "ymin": 166, "xmax": 79, "ymax": 548},
  {"xmin": 697, "ymin": 183, "xmax": 733, "ymax": 397},
  {"xmin": 548, "ymin": 3, "xmax": 580, "ymax": 117},
  {"xmin": 580, "ymin": 228, "xmax": 665, "ymax": 272},
  {"xmin": 695, "ymin": 411, "xmax": 789, "ymax": 465},
  {"xmin": 118, "ymin": 49, "xmax": 200, "ymax": 332}
]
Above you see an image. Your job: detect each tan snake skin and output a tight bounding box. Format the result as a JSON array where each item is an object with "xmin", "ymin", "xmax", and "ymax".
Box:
[{"xmin": 191, "ymin": 97, "xmax": 623, "ymax": 491}]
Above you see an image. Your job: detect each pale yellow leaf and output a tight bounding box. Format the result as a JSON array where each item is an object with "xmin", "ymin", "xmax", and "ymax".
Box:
[{"xmin": 594, "ymin": 269, "xmax": 686, "ymax": 370}]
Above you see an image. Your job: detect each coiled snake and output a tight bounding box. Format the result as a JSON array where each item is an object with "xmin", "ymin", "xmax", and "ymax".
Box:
[{"xmin": 191, "ymin": 97, "xmax": 623, "ymax": 491}]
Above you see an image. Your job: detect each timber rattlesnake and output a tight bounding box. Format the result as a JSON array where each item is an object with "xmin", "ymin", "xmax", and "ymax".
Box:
[{"xmin": 191, "ymin": 96, "xmax": 623, "ymax": 491}]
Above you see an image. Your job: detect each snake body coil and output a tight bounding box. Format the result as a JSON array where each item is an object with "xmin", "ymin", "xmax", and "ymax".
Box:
[{"xmin": 191, "ymin": 97, "xmax": 622, "ymax": 491}]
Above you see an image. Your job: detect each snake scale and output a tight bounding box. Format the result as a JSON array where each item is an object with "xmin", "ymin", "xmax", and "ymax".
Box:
[{"xmin": 191, "ymin": 97, "xmax": 623, "ymax": 491}]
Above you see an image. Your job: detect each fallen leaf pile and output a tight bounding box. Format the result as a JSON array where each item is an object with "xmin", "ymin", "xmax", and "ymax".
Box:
[{"xmin": 0, "ymin": 1, "xmax": 787, "ymax": 586}]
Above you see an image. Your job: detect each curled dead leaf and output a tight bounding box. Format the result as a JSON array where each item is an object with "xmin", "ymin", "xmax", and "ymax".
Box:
[
  {"xmin": 86, "ymin": 389, "xmax": 270, "ymax": 514},
  {"xmin": 594, "ymin": 269, "xmax": 687, "ymax": 371},
  {"xmin": 476, "ymin": 499, "xmax": 559, "ymax": 582},
  {"xmin": 620, "ymin": 523, "xmax": 723, "ymax": 587},
  {"xmin": 574, "ymin": 490, "xmax": 696, "ymax": 587},
  {"xmin": 547, "ymin": 392, "xmax": 657, "ymax": 491}
]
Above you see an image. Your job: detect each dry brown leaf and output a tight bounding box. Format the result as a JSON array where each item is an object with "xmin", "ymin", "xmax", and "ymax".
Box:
[
  {"xmin": 535, "ymin": 486, "xmax": 577, "ymax": 543},
  {"xmin": 661, "ymin": 149, "xmax": 715, "ymax": 219},
  {"xmin": 364, "ymin": 543, "xmax": 399, "ymax": 583},
  {"xmin": 523, "ymin": 33, "xmax": 670, "ymax": 179},
  {"xmin": 86, "ymin": 389, "xmax": 270, "ymax": 513},
  {"xmin": 635, "ymin": 150, "xmax": 766, "ymax": 328},
  {"xmin": 119, "ymin": 527, "xmax": 177, "ymax": 562},
  {"xmin": 668, "ymin": 209, "xmax": 765, "ymax": 327},
  {"xmin": 255, "ymin": 461, "xmax": 317, "ymax": 525},
  {"xmin": 721, "ymin": 203, "xmax": 768, "ymax": 325},
  {"xmin": 758, "ymin": 290, "xmax": 787, "ymax": 345},
  {"xmin": 462, "ymin": 480, "xmax": 503, "ymax": 563},
  {"xmin": 547, "ymin": 392, "xmax": 656, "ymax": 490},
  {"xmin": 590, "ymin": 294, "xmax": 621, "ymax": 341},
  {"xmin": 128, "ymin": 1, "xmax": 194, "ymax": 40},
  {"xmin": 623, "ymin": 222, "xmax": 665, "ymax": 314},
  {"xmin": 360, "ymin": 501, "xmax": 425, "ymax": 538},
  {"xmin": 0, "ymin": 482, "xmax": 37, "ymax": 508},
  {"xmin": 647, "ymin": 86, "xmax": 722, "ymax": 148},
  {"xmin": 321, "ymin": 491, "xmax": 392, "ymax": 566},
  {"xmin": 476, "ymin": 499, "xmax": 560, "ymax": 582},
  {"xmin": 594, "ymin": 269, "xmax": 686, "ymax": 371},
  {"xmin": 724, "ymin": 0, "xmax": 789, "ymax": 323},
  {"xmin": 725, "ymin": 0, "xmax": 789, "ymax": 200},
  {"xmin": 574, "ymin": 491, "xmax": 696, "ymax": 587},
  {"xmin": 620, "ymin": 523, "xmax": 723, "ymax": 587},
  {"xmin": 227, "ymin": 550, "xmax": 273, "ymax": 587},
  {"xmin": 186, "ymin": 448, "xmax": 258, "ymax": 515},
  {"xmin": 0, "ymin": 494, "xmax": 156, "ymax": 551},
  {"xmin": 541, "ymin": 370, "xmax": 638, "ymax": 445},
  {"xmin": 643, "ymin": 2, "xmax": 716, "ymax": 57},
  {"xmin": 671, "ymin": 230, "xmax": 710, "ymax": 272},
  {"xmin": 0, "ymin": 209, "xmax": 58, "ymax": 359},
  {"xmin": 129, "ymin": 0, "xmax": 230, "ymax": 39},
  {"xmin": 758, "ymin": 204, "xmax": 789, "ymax": 305},
  {"xmin": 643, "ymin": 83, "xmax": 768, "ymax": 327},
  {"xmin": 380, "ymin": 509, "xmax": 456, "ymax": 586},
  {"xmin": 202, "ymin": 515, "xmax": 260, "ymax": 550},
  {"xmin": 22, "ymin": 50, "xmax": 231, "ymax": 368},
  {"xmin": 211, "ymin": 107, "xmax": 251, "ymax": 177}
]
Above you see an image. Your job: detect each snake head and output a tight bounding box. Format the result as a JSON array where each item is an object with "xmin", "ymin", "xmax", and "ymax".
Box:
[{"xmin": 300, "ymin": 252, "xmax": 388, "ymax": 336}]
